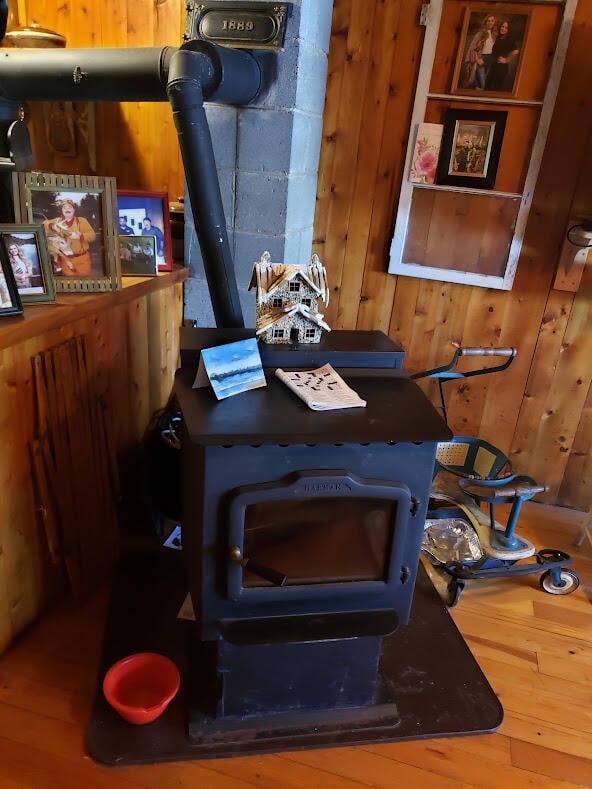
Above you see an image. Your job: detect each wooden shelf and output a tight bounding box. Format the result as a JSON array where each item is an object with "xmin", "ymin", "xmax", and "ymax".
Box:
[
  {"xmin": 411, "ymin": 182, "xmax": 522, "ymax": 199},
  {"xmin": 427, "ymin": 92, "xmax": 544, "ymax": 108},
  {"xmin": 0, "ymin": 266, "xmax": 188, "ymax": 352},
  {"xmin": 389, "ymin": 0, "xmax": 577, "ymax": 290}
]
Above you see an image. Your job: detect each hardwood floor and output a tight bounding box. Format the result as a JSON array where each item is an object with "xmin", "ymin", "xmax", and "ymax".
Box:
[{"xmin": 0, "ymin": 502, "xmax": 590, "ymax": 788}]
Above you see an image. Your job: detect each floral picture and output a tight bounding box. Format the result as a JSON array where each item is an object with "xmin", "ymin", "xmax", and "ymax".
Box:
[{"xmin": 409, "ymin": 123, "xmax": 443, "ymax": 185}]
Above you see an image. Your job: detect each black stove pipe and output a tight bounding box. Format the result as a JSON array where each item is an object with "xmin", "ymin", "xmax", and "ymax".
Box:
[{"xmin": 0, "ymin": 41, "xmax": 261, "ymax": 327}]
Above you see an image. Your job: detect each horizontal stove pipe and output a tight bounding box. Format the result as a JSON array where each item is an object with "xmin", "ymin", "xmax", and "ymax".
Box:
[{"xmin": 0, "ymin": 41, "xmax": 261, "ymax": 327}]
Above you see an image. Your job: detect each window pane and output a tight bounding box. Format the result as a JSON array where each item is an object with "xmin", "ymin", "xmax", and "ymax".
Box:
[{"xmin": 242, "ymin": 498, "xmax": 394, "ymax": 587}]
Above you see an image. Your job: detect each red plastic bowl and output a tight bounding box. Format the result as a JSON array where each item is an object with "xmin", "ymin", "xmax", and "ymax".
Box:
[{"xmin": 102, "ymin": 652, "xmax": 180, "ymax": 725}]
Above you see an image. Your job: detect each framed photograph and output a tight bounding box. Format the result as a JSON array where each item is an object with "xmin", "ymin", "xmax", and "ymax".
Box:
[
  {"xmin": 116, "ymin": 190, "xmax": 173, "ymax": 272},
  {"xmin": 119, "ymin": 235, "xmax": 158, "ymax": 277},
  {"xmin": 0, "ymin": 224, "xmax": 56, "ymax": 304},
  {"xmin": 0, "ymin": 240, "xmax": 24, "ymax": 317},
  {"xmin": 12, "ymin": 172, "xmax": 121, "ymax": 293},
  {"xmin": 436, "ymin": 109, "xmax": 507, "ymax": 190},
  {"xmin": 451, "ymin": 6, "xmax": 531, "ymax": 97}
]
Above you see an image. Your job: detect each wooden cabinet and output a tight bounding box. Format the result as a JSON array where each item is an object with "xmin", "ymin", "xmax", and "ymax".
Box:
[
  {"xmin": 0, "ymin": 269, "xmax": 186, "ymax": 654},
  {"xmin": 389, "ymin": 0, "xmax": 578, "ymax": 289}
]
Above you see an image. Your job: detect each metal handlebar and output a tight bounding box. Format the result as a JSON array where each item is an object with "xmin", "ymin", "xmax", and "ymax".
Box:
[
  {"xmin": 459, "ymin": 347, "xmax": 516, "ymax": 358},
  {"xmin": 411, "ymin": 346, "xmax": 517, "ymax": 381},
  {"xmin": 410, "ymin": 346, "xmax": 518, "ymax": 425}
]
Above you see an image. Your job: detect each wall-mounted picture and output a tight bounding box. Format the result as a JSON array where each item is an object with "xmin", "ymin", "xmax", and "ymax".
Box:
[
  {"xmin": 0, "ymin": 241, "xmax": 24, "ymax": 317},
  {"xmin": 451, "ymin": 6, "xmax": 531, "ymax": 97},
  {"xmin": 436, "ymin": 109, "xmax": 507, "ymax": 190},
  {"xmin": 117, "ymin": 190, "xmax": 173, "ymax": 272},
  {"xmin": 119, "ymin": 235, "xmax": 158, "ymax": 277},
  {"xmin": 0, "ymin": 224, "xmax": 56, "ymax": 304},
  {"xmin": 13, "ymin": 173, "xmax": 121, "ymax": 293}
]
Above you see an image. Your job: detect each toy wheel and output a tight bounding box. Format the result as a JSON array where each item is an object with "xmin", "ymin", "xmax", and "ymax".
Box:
[{"xmin": 539, "ymin": 569, "xmax": 580, "ymax": 595}]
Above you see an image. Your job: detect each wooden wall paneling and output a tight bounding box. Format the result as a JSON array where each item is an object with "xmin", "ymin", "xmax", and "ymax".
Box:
[
  {"xmin": 522, "ymin": 283, "xmax": 592, "ymax": 502},
  {"xmin": 332, "ymin": 0, "xmax": 402, "ymax": 328},
  {"xmin": 442, "ymin": 287, "xmax": 513, "ymax": 440},
  {"xmin": 559, "ymin": 358, "xmax": 592, "ymax": 510},
  {"xmin": 313, "ymin": 0, "xmax": 353, "ymax": 324},
  {"xmin": 125, "ymin": 296, "xmax": 152, "ymax": 444},
  {"xmin": 316, "ymin": 1, "xmax": 378, "ymax": 329},
  {"xmin": 505, "ymin": 0, "xmax": 592, "ymax": 505},
  {"xmin": 147, "ymin": 289, "xmax": 170, "ymax": 417},
  {"xmin": 553, "ymin": 128, "xmax": 592, "ymax": 292},
  {"xmin": 507, "ymin": 289, "xmax": 571, "ymax": 479},
  {"xmin": 0, "ymin": 345, "xmax": 41, "ymax": 652},
  {"xmin": 388, "ymin": 275, "xmax": 421, "ymax": 355},
  {"xmin": 356, "ymin": 2, "xmax": 426, "ymax": 333},
  {"xmin": 158, "ymin": 283, "xmax": 183, "ymax": 406}
]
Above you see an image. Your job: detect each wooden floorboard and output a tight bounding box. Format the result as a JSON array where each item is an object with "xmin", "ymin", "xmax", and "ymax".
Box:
[{"xmin": 0, "ymin": 502, "xmax": 590, "ymax": 787}]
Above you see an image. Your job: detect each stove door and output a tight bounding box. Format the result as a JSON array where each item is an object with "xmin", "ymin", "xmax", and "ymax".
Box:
[{"xmin": 226, "ymin": 471, "xmax": 412, "ymax": 602}]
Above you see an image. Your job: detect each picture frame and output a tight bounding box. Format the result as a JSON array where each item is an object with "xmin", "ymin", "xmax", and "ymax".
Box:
[
  {"xmin": 12, "ymin": 172, "xmax": 121, "ymax": 293},
  {"xmin": 451, "ymin": 5, "xmax": 531, "ymax": 97},
  {"xmin": 0, "ymin": 239, "xmax": 24, "ymax": 317},
  {"xmin": 0, "ymin": 224, "xmax": 56, "ymax": 304},
  {"xmin": 116, "ymin": 190, "xmax": 173, "ymax": 272},
  {"xmin": 118, "ymin": 235, "xmax": 158, "ymax": 277},
  {"xmin": 436, "ymin": 109, "xmax": 507, "ymax": 190}
]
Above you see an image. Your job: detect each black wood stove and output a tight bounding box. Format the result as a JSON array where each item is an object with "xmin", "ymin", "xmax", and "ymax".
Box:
[
  {"xmin": 85, "ymin": 329, "xmax": 503, "ymax": 763},
  {"xmin": 175, "ymin": 328, "xmax": 452, "ymax": 736}
]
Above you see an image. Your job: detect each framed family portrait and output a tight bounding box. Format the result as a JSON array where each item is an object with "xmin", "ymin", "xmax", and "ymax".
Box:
[
  {"xmin": 116, "ymin": 190, "xmax": 173, "ymax": 272},
  {"xmin": 118, "ymin": 235, "xmax": 158, "ymax": 277},
  {"xmin": 12, "ymin": 172, "xmax": 121, "ymax": 293},
  {"xmin": 451, "ymin": 6, "xmax": 531, "ymax": 97},
  {"xmin": 0, "ymin": 224, "xmax": 56, "ymax": 304},
  {"xmin": 0, "ymin": 241, "xmax": 24, "ymax": 317},
  {"xmin": 436, "ymin": 109, "xmax": 507, "ymax": 190}
]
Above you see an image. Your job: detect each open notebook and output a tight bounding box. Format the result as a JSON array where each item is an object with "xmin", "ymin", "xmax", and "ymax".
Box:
[{"xmin": 275, "ymin": 364, "xmax": 366, "ymax": 411}]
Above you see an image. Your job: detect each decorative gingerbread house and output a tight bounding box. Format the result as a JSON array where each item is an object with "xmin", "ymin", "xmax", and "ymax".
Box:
[{"xmin": 248, "ymin": 251, "xmax": 331, "ymax": 344}]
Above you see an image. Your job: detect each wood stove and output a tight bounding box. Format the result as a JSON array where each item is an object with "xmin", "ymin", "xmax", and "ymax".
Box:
[{"xmin": 175, "ymin": 328, "xmax": 452, "ymax": 732}]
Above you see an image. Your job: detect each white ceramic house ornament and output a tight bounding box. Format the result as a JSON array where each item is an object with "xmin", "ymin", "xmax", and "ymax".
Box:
[{"xmin": 248, "ymin": 251, "xmax": 331, "ymax": 344}]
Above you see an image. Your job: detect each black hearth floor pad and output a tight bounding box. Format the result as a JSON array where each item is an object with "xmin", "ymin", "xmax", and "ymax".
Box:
[{"xmin": 85, "ymin": 550, "xmax": 503, "ymax": 766}]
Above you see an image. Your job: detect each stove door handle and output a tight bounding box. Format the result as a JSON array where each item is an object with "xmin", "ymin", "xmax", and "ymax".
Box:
[{"xmin": 229, "ymin": 547, "xmax": 288, "ymax": 587}]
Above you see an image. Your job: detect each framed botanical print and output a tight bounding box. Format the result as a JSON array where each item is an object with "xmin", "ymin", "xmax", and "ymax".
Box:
[{"xmin": 12, "ymin": 172, "xmax": 121, "ymax": 293}]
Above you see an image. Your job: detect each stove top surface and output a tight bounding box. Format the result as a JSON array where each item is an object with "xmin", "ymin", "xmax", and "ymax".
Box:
[{"xmin": 175, "ymin": 367, "xmax": 452, "ymax": 446}]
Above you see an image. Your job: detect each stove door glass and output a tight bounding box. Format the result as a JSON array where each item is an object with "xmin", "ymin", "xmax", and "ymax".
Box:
[{"xmin": 242, "ymin": 497, "xmax": 394, "ymax": 587}]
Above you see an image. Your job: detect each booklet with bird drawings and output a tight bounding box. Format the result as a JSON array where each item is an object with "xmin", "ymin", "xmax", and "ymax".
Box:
[{"xmin": 275, "ymin": 364, "xmax": 366, "ymax": 411}]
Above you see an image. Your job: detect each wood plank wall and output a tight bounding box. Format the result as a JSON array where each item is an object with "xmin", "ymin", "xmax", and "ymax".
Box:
[
  {"xmin": 0, "ymin": 278, "xmax": 184, "ymax": 654},
  {"xmin": 14, "ymin": 0, "xmax": 591, "ymax": 511},
  {"xmin": 313, "ymin": 0, "xmax": 592, "ymax": 512}
]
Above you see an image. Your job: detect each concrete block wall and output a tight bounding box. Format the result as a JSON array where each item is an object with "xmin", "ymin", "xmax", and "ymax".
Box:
[{"xmin": 184, "ymin": 0, "xmax": 334, "ymax": 327}]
